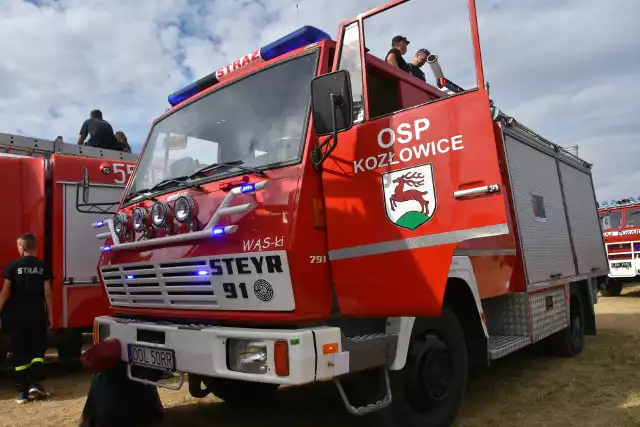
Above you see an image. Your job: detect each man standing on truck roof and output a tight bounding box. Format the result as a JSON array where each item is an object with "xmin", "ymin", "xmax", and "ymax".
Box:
[
  {"xmin": 77, "ymin": 109, "xmax": 118, "ymax": 150},
  {"xmin": 386, "ymin": 35, "xmax": 411, "ymax": 73},
  {"xmin": 0, "ymin": 233, "xmax": 53, "ymax": 404},
  {"xmin": 408, "ymin": 48, "xmax": 430, "ymax": 82}
]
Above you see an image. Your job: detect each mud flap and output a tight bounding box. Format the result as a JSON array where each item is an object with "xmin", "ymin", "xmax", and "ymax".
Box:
[{"xmin": 79, "ymin": 362, "xmax": 165, "ymax": 427}]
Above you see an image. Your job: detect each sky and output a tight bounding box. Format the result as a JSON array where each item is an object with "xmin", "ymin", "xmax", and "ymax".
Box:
[{"xmin": 0, "ymin": 0, "xmax": 638, "ymax": 202}]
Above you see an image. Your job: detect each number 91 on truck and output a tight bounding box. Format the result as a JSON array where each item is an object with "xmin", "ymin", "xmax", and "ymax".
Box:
[{"xmin": 84, "ymin": 1, "xmax": 608, "ymax": 426}]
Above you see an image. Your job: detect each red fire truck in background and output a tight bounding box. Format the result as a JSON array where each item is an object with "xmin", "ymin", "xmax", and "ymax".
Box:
[
  {"xmin": 86, "ymin": 1, "xmax": 608, "ymax": 426},
  {"xmin": 0, "ymin": 132, "xmax": 137, "ymax": 364},
  {"xmin": 597, "ymin": 199, "xmax": 640, "ymax": 296}
]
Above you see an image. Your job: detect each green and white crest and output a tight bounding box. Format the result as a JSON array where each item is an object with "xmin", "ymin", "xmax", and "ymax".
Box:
[{"xmin": 382, "ymin": 164, "xmax": 436, "ymax": 231}]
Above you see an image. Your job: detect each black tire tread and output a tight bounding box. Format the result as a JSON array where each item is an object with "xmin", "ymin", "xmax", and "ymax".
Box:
[{"xmin": 359, "ymin": 306, "xmax": 468, "ymax": 427}]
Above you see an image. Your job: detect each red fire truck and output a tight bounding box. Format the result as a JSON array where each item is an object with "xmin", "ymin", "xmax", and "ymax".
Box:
[
  {"xmin": 597, "ymin": 199, "xmax": 640, "ymax": 296},
  {"xmin": 86, "ymin": 1, "xmax": 608, "ymax": 425},
  {"xmin": 0, "ymin": 132, "xmax": 137, "ymax": 364}
]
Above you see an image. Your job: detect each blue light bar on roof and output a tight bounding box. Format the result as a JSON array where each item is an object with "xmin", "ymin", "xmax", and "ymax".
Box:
[
  {"xmin": 260, "ymin": 25, "xmax": 331, "ymax": 61},
  {"xmin": 168, "ymin": 25, "xmax": 331, "ymax": 106}
]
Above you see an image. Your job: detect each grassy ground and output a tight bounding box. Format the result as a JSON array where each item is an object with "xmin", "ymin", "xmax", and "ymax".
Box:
[{"xmin": 1, "ymin": 286, "xmax": 640, "ymax": 427}]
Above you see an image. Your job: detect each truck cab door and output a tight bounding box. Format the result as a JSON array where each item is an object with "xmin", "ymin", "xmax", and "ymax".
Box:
[{"xmin": 314, "ymin": 0, "xmax": 510, "ymax": 316}]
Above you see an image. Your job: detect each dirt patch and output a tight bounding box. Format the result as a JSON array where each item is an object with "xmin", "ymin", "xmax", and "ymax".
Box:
[{"xmin": 1, "ymin": 286, "xmax": 640, "ymax": 427}]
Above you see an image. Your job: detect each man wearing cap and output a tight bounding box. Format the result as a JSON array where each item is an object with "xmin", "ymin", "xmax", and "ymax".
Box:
[
  {"xmin": 386, "ymin": 35, "xmax": 411, "ymax": 73},
  {"xmin": 408, "ymin": 48, "xmax": 430, "ymax": 82}
]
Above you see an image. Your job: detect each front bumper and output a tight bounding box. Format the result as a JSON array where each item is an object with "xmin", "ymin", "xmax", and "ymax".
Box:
[{"xmin": 94, "ymin": 316, "xmax": 348, "ymax": 386}]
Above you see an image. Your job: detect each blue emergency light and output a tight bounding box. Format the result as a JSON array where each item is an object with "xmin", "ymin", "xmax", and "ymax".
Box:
[
  {"xmin": 212, "ymin": 227, "xmax": 225, "ymax": 236},
  {"xmin": 240, "ymin": 183, "xmax": 256, "ymax": 194},
  {"xmin": 168, "ymin": 25, "xmax": 331, "ymax": 106}
]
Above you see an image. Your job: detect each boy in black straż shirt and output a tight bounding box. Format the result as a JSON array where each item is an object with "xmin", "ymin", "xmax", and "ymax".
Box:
[{"xmin": 0, "ymin": 233, "xmax": 54, "ymax": 404}]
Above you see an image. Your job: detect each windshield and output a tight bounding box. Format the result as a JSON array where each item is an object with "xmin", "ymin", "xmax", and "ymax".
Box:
[
  {"xmin": 600, "ymin": 211, "xmax": 622, "ymax": 230},
  {"xmin": 126, "ymin": 51, "xmax": 319, "ymax": 198},
  {"xmin": 624, "ymin": 208, "xmax": 640, "ymax": 227}
]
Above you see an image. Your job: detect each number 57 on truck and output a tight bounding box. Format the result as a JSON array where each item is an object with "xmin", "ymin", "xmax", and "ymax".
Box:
[{"xmin": 84, "ymin": 1, "xmax": 609, "ymax": 426}]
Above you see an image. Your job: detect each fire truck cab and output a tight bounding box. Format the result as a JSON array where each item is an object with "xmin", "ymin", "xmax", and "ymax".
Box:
[
  {"xmin": 597, "ymin": 199, "xmax": 640, "ymax": 296},
  {"xmin": 0, "ymin": 132, "xmax": 137, "ymax": 364},
  {"xmin": 87, "ymin": 1, "xmax": 608, "ymax": 426}
]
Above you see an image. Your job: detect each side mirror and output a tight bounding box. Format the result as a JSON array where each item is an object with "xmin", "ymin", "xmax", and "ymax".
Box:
[{"xmin": 310, "ymin": 69, "xmax": 354, "ymax": 136}]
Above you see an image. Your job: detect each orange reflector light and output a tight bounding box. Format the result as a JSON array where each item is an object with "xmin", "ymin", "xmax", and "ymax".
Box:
[
  {"xmin": 311, "ymin": 197, "xmax": 326, "ymax": 229},
  {"xmin": 274, "ymin": 340, "xmax": 289, "ymax": 377},
  {"xmin": 322, "ymin": 343, "xmax": 338, "ymax": 355},
  {"xmin": 93, "ymin": 321, "xmax": 99, "ymax": 346}
]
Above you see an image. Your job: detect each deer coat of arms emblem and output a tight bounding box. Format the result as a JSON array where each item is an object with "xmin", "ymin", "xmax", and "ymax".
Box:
[{"xmin": 382, "ymin": 164, "xmax": 437, "ymax": 231}]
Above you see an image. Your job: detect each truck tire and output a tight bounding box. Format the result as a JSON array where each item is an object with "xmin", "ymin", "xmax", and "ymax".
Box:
[
  {"xmin": 79, "ymin": 362, "xmax": 164, "ymax": 427},
  {"xmin": 361, "ymin": 306, "xmax": 468, "ymax": 427},
  {"xmin": 547, "ymin": 291, "xmax": 585, "ymax": 358},
  {"xmin": 600, "ymin": 279, "xmax": 622, "ymax": 297},
  {"xmin": 203, "ymin": 377, "xmax": 279, "ymax": 406},
  {"xmin": 56, "ymin": 329, "xmax": 84, "ymax": 363}
]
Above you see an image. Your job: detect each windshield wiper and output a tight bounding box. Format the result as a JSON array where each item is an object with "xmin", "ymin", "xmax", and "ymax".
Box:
[
  {"xmin": 123, "ymin": 188, "xmax": 151, "ymax": 203},
  {"xmin": 188, "ymin": 160, "xmax": 267, "ymax": 179},
  {"xmin": 123, "ymin": 177, "xmax": 190, "ymax": 203},
  {"xmin": 148, "ymin": 176, "xmax": 191, "ymax": 192}
]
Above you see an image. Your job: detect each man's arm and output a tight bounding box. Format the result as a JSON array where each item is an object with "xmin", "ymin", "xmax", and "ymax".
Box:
[
  {"xmin": 0, "ymin": 279, "xmax": 9, "ymax": 331},
  {"xmin": 44, "ymin": 280, "xmax": 53, "ymax": 327},
  {"xmin": 78, "ymin": 120, "xmax": 88, "ymax": 145},
  {"xmin": 386, "ymin": 52, "xmax": 398, "ymax": 67},
  {"xmin": 0, "ymin": 279, "xmax": 11, "ymax": 314}
]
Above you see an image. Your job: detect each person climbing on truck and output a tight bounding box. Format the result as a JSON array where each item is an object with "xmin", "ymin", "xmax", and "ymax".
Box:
[
  {"xmin": 77, "ymin": 109, "xmax": 118, "ymax": 151},
  {"xmin": 0, "ymin": 233, "xmax": 53, "ymax": 404}
]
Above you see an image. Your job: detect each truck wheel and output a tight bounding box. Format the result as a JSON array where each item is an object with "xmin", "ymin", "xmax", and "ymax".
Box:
[
  {"xmin": 547, "ymin": 291, "xmax": 585, "ymax": 357},
  {"xmin": 203, "ymin": 377, "xmax": 280, "ymax": 406},
  {"xmin": 600, "ymin": 279, "xmax": 622, "ymax": 297},
  {"xmin": 56, "ymin": 329, "xmax": 84, "ymax": 363},
  {"xmin": 365, "ymin": 306, "xmax": 468, "ymax": 427}
]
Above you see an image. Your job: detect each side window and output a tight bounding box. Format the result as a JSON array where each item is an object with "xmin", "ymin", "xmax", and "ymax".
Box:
[
  {"xmin": 624, "ymin": 208, "xmax": 640, "ymax": 227},
  {"xmin": 360, "ymin": 0, "xmax": 479, "ymax": 119},
  {"xmin": 601, "ymin": 211, "xmax": 622, "ymax": 230},
  {"xmin": 338, "ymin": 22, "xmax": 364, "ymax": 123}
]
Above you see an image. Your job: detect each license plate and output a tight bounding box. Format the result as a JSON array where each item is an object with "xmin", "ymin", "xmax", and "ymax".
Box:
[
  {"xmin": 612, "ymin": 262, "xmax": 632, "ymax": 269},
  {"xmin": 128, "ymin": 344, "xmax": 175, "ymax": 371}
]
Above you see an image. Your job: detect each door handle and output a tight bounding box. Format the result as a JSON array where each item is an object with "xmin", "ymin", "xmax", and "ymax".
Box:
[{"xmin": 453, "ymin": 184, "xmax": 500, "ymax": 199}]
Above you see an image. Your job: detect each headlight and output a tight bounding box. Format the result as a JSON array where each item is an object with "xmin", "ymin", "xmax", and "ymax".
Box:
[
  {"xmin": 113, "ymin": 212, "xmax": 129, "ymax": 236},
  {"xmin": 151, "ymin": 202, "xmax": 170, "ymax": 227},
  {"xmin": 132, "ymin": 207, "xmax": 147, "ymax": 232},
  {"xmin": 174, "ymin": 196, "xmax": 195, "ymax": 223},
  {"xmin": 227, "ymin": 339, "xmax": 268, "ymax": 375}
]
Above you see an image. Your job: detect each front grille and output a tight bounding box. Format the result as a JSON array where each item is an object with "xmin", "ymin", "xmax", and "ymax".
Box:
[{"xmin": 101, "ymin": 259, "xmax": 218, "ymax": 309}]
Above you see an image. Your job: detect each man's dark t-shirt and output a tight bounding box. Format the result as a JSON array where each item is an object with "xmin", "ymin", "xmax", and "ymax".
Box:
[
  {"xmin": 2, "ymin": 256, "xmax": 51, "ymax": 320},
  {"xmin": 387, "ymin": 48, "xmax": 411, "ymax": 73},
  {"xmin": 80, "ymin": 118, "xmax": 118, "ymax": 150},
  {"xmin": 408, "ymin": 64, "xmax": 426, "ymax": 82}
]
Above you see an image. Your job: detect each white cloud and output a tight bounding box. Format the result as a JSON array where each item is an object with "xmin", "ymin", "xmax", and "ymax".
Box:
[{"xmin": 0, "ymin": 0, "xmax": 637, "ymax": 202}]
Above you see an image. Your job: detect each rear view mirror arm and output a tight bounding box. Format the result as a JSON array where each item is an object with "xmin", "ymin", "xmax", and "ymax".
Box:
[{"xmin": 312, "ymin": 93, "xmax": 344, "ymax": 171}]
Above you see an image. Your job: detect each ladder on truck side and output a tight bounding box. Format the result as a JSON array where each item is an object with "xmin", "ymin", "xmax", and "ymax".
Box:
[{"xmin": 0, "ymin": 132, "xmax": 139, "ymax": 214}]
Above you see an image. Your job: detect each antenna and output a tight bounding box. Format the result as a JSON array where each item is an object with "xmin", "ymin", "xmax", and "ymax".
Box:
[{"xmin": 296, "ymin": 4, "xmax": 299, "ymax": 26}]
